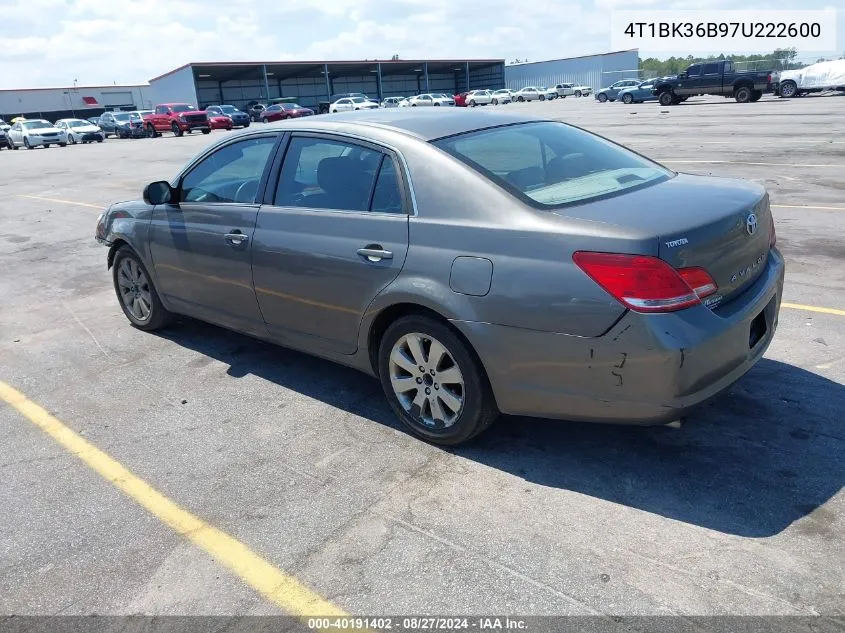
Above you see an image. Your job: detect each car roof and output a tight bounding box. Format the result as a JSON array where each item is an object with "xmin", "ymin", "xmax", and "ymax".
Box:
[{"xmin": 249, "ymin": 108, "xmax": 549, "ymax": 142}]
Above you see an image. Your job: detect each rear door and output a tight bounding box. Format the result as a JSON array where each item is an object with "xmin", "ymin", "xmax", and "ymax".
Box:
[
  {"xmin": 147, "ymin": 133, "xmax": 280, "ymax": 335},
  {"xmin": 700, "ymin": 62, "xmax": 724, "ymax": 94},
  {"xmin": 251, "ymin": 133, "xmax": 411, "ymax": 354}
]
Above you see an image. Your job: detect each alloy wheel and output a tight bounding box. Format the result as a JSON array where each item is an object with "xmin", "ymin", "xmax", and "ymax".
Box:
[
  {"xmin": 388, "ymin": 332, "xmax": 465, "ymax": 429},
  {"xmin": 117, "ymin": 258, "xmax": 153, "ymax": 323}
]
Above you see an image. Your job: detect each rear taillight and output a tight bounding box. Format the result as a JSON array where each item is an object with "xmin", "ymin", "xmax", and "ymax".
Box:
[
  {"xmin": 769, "ymin": 214, "xmax": 777, "ymax": 248},
  {"xmin": 572, "ymin": 252, "xmax": 717, "ymax": 313}
]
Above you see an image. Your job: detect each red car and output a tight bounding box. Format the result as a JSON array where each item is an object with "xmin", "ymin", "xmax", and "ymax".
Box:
[
  {"xmin": 454, "ymin": 92, "xmax": 469, "ymax": 107},
  {"xmin": 207, "ymin": 113, "xmax": 233, "ymax": 130},
  {"xmin": 261, "ymin": 103, "xmax": 314, "ymax": 122}
]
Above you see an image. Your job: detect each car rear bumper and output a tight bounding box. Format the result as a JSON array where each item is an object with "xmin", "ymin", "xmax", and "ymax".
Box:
[{"xmin": 452, "ymin": 248, "xmax": 785, "ymax": 425}]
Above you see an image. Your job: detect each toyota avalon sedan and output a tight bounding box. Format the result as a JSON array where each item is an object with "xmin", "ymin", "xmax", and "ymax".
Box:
[{"xmin": 94, "ymin": 109, "xmax": 783, "ymax": 446}]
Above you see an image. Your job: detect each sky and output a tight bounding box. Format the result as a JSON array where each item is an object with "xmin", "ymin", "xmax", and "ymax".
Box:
[{"xmin": 0, "ymin": 0, "xmax": 842, "ymax": 89}]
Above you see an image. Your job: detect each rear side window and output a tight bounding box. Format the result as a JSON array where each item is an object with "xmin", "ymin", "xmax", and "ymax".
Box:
[
  {"xmin": 274, "ymin": 136, "xmax": 404, "ymax": 213},
  {"xmin": 433, "ymin": 122, "xmax": 671, "ymax": 209}
]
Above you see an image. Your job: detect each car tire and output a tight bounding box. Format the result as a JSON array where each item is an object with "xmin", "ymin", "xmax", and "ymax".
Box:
[
  {"xmin": 378, "ymin": 315, "xmax": 499, "ymax": 446},
  {"xmin": 59, "ymin": 142, "xmax": 67, "ymax": 147},
  {"xmin": 24, "ymin": 138, "xmax": 33, "ymax": 149},
  {"xmin": 68, "ymin": 134, "xmax": 76, "ymax": 145},
  {"xmin": 243, "ymin": 122, "xmax": 250, "ymax": 128},
  {"xmin": 779, "ymin": 80, "xmax": 797, "ymax": 98},
  {"xmin": 201, "ymin": 128, "xmax": 210, "ymax": 134},
  {"xmin": 598, "ymin": 93, "xmax": 608, "ymax": 103},
  {"xmin": 112, "ymin": 246, "xmax": 173, "ymax": 331},
  {"xmin": 539, "ymin": 94, "xmax": 545, "ymax": 101},
  {"xmin": 97, "ymin": 138, "xmax": 104, "ymax": 143},
  {"xmin": 622, "ymin": 93, "xmax": 634, "ymax": 104},
  {"xmin": 172, "ymin": 122, "xmax": 183, "ymax": 137},
  {"xmin": 492, "ymin": 98, "xmax": 498, "ymax": 105},
  {"xmin": 146, "ymin": 124, "xmax": 157, "ymax": 138},
  {"xmin": 658, "ymin": 91, "xmax": 674, "ymax": 106},
  {"xmin": 750, "ymin": 90, "xmax": 763, "ymax": 102},
  {"xmin": 575, "ymin": 90, "xmax": 582, "ymax": 97},
  {"xmin": 517, "ymin": 96, "xmax": 524, "ymax": 102},
  {"xmin": 734, "ymin": 85, "xmax": 752, "ymax": 103}
]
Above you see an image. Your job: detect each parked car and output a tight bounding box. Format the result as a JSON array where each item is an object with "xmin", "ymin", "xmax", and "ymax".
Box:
[
  {"xmin": 262, "ymin": 103, "xmax": 315, "ymax": 121},
  {"xmin": 777, "ymin": 59, "xmax": 845, "ymax": 97},
  {"xmin": 380, "ymin": 97, "xmax": 405, "ymax": 108},
  {"xmin": 0, "ymin": 129, "xmax": 11, "ymax": 150},
  {"xmin": 538, "ymin": 86, "xmax": 558, "ymax": 100},
  {"xmin": 595, "ymin": 79, "xmax": 642, "ymax": 102},
  {"xmin": 490, "ymin": 89, "xmax": 513, "ymax": 105},
  {"xmin": 329, "ymin": 97, "xmax": 379, "ymax": 113},
  {"xmin": 0, "ymin": 118, "xmax": 10, "ymax": 133},
  {"xmin": 405, "ymin": 93, "xmax": 456, "ymax": 106},
  {"xmin": 94, "ymin": 108, "xmax": 784, "ymax": 446},
  {"xmin": 207, "ymin": 112, "xmax": 234, "ymax": 131},
  {"xmin": 136, "ymin": 110, "xmax": 153, "ymax": 118},
  {"xmin": 98, "ymin": 111, "xmax": 145, "ymax": 138},
  {"xmin": 617, "ymin": 81, "xmax": 659, "ymax": 104},
  {"xmin": 54, "ymin": 118, "xmax": 105, "ymax": 144},
  {"xmin": 144, "ymin": 103, "xmax": 210, "ymax": 137},
  {"xmin": 554, "ymin": 83, "xmax": 592, "ymax": 98},
  {"xmin": 247, "ymin": 104, "xmax": 266, "ymax": 122},
  {"xmin": 319, "ymin": 93, "xmax": 372, "ymax": 114},
  {"xmin": 512, "ymin": 87, "xmax": 543, "ymax": 102},
  {"xmin": 651, "ymin": 60, "xmax": 776, "ymax": 105},
  {"xmin": 453, "ymin": 92, "xmax": 469, "ymax": 107},
  {"xmin": 465, "ymin": 90, "xmax": 493, "ymax": 106},
  {"xmin": 6, "ymin": 119, "xmax": 67, "ymax": 149},
  {"xmin": 205, "ymin": 105, "xmax": 251, "ymax": 128}
]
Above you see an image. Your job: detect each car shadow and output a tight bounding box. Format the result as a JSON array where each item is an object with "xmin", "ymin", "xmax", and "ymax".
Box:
[{"xmin": 156, "ymin": 319, "xmax": 844, "ymax": 538}]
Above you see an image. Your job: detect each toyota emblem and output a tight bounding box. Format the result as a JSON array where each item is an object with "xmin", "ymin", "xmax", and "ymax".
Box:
[{"xmin": 746, "ymin": 213, "xmax": 758, "ymax": 236}]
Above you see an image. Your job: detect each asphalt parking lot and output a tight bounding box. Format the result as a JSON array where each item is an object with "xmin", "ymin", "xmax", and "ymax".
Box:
[{"xmin": 1, "ymin": 94, "xmax": 843, "ymax": 619}]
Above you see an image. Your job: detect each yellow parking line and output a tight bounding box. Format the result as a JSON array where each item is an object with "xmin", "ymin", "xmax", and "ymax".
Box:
[
  {"xmin": 16, "ymin": 194, "xmax": 102, "ymax": 209},
  {"xmin": 771, "ymin": 204, "xmax": 845, "ymax": 212},
  {"xmin": 781, "ymin": 302, "xmax": 845, "ymax": 317},
  {"xmin": 660, "ymin": 160, "xmax": 841, "ymax": 168},
  {"xmin": 0, "ymin": 380, "xmax": 346, "ymax": 621}
]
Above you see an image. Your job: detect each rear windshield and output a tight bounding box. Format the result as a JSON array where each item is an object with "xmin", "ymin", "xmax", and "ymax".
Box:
[{"xmin": 432, "ymin": 121, "xmax": 672, "ymax": 208}]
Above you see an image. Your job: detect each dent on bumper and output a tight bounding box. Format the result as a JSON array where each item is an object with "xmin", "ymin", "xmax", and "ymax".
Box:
[{"xmin": 452, "ymin": 249, "xmax": 785, "ymax": 425}]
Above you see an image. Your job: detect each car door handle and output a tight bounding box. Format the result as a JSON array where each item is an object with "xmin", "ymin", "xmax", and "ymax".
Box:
[
  {"xmin": 225, "ymin": 232, "xmax": 249, "ymax": 245},
  {"xmin": 357, "ymin": 247, "xmax": 393, "ymax": 262}
]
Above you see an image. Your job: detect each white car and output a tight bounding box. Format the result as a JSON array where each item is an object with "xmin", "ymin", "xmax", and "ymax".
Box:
[
  {"xmin": 55, "ymin": 118, "xmax": 105, "ymax": 144},
  {"xmin": 379, "ymin": 97, "xmax": 405, "ymax": 108},
  {"xmin": 555, "ymin": 83, "xmax": 592, "ymax": 97},
  {"xmin": 490, "ymin": 89, "xmax": 513, "ymax": 105},
  {"xmin": 329, "ymin": 97, "xmax": 379, "ymax": 113},
  {"xmin": 465, "ymin": 90, "xmax": 493, "ymax": 106},
  {"xmin": 512, "ymin": 86, "xmax": 544, "ymax": 102},
  {"xmin": 538, "ymin": 86, "xmax": 558, "ymax": 100},
  {"xmin": 778, "ymin": 59, "xmax": 845, "ymax": 97},
  {"xmin": 6, "ymin": 119, "xmax": 68, "ymax": 149},
  {"xmin": 405, "ymin": 93, "xmax": 456, "ymax": 106},
  {"xmin": 0, "ymin": 118, "xmax": 10, "ymax": 133}
]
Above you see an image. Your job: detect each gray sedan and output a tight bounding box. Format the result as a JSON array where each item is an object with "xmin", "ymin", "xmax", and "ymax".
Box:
[{"xmin": 95, "ymin": 109, "xmax": 784, "ymax": 445}]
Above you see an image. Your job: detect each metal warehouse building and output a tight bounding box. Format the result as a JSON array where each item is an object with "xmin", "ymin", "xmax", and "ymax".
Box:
[
  {"xmin": 0, "ymin": 84, "xmax": 152, "ymax": 122},
  {"xmin": 504, "ymin": 49, "xmax": 640, "ymax": 92},
  {"xmin": 147, "ymin": 59, "xmax": 506, "ymax": 112}
]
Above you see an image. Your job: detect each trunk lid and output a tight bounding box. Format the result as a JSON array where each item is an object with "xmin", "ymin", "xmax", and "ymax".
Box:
[{"xmin": 554, "ymin": 173, "xmax": 772, "ymax": 309}]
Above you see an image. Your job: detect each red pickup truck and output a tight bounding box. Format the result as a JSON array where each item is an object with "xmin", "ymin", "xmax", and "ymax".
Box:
[{"xmin": 144, "ymin": 103, "xmax": 210, "ymax": 137}]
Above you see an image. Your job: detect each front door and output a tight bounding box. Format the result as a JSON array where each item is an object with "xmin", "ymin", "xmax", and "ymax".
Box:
[
  {"xmin": 675, "ymin": 65, "xmax": 702, "ymax": 96},
  {"xmin": 148, "ymin": 134, "xmax": 280, "ymax": 335},
  {"xmin": 251, "ymin": 133, "xmax": 410, "ymax": 354}
]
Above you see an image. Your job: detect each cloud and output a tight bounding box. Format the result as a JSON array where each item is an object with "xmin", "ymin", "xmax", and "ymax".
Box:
[{"xmin": 0, "ymin": 0, "xmax": 842, "ymax": 88}]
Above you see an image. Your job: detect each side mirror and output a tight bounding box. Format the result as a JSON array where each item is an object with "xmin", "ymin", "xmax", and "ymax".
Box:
[{"xmin": 143, "ymin": 181, "xmax": 175, "ymax": 206}]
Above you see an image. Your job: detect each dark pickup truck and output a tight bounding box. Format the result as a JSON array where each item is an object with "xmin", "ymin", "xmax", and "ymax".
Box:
[{"xmin": 652, "ymin": 60, "xmax": 777, "ymax": 106}]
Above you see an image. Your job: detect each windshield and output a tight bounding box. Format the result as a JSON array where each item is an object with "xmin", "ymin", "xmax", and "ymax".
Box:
[
  {"xmin": 68, "ymin": 120, "xmax": 90, "ymax": 128},
  {"xmin": 113, "ymin": 113, "xmax": 131, "ymax": 121},
  {"xmin": 23, "ymin": 120, "xmax": 53, "ymax": 129},
  {"xmin": 171, "ymin": 104, "xmax": 194, "ymax": 113},
  {"xmin": 128, "ymin": 113, "xmax": 142, "ymax": 120},
  {"xmin": 350, "ymin": 98, "xmax": 367, "ymax": 103},
  {"xmin": 220, "ymin": 106, "xmax": 238, "ymax": 113},
  {"xmin": 281, "ymin": 103, "xmax": 303, "ymax": 110},
  {"xmin": 433, "ymin": 121, "xmax": 672, "ymax": 208}
]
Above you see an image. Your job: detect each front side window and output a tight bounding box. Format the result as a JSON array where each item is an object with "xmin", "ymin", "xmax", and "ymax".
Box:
[
  {"xmin": 180, "ymin": 136, "xmax": 277, "ymax": 204},
  {"xmin": 433, "ymin": 122, "xmax": 672, "ymax": 208},
  {"xmin": 155, "ymin": 106, "xmax": 167, "ymax": 114},
  {"xmin": 687, "ymin": 65, "xmax": 702, "ymax": 77},
  {"xmin": 274, "ymin": 136, "xmax": 403, "ymax": 213}
]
